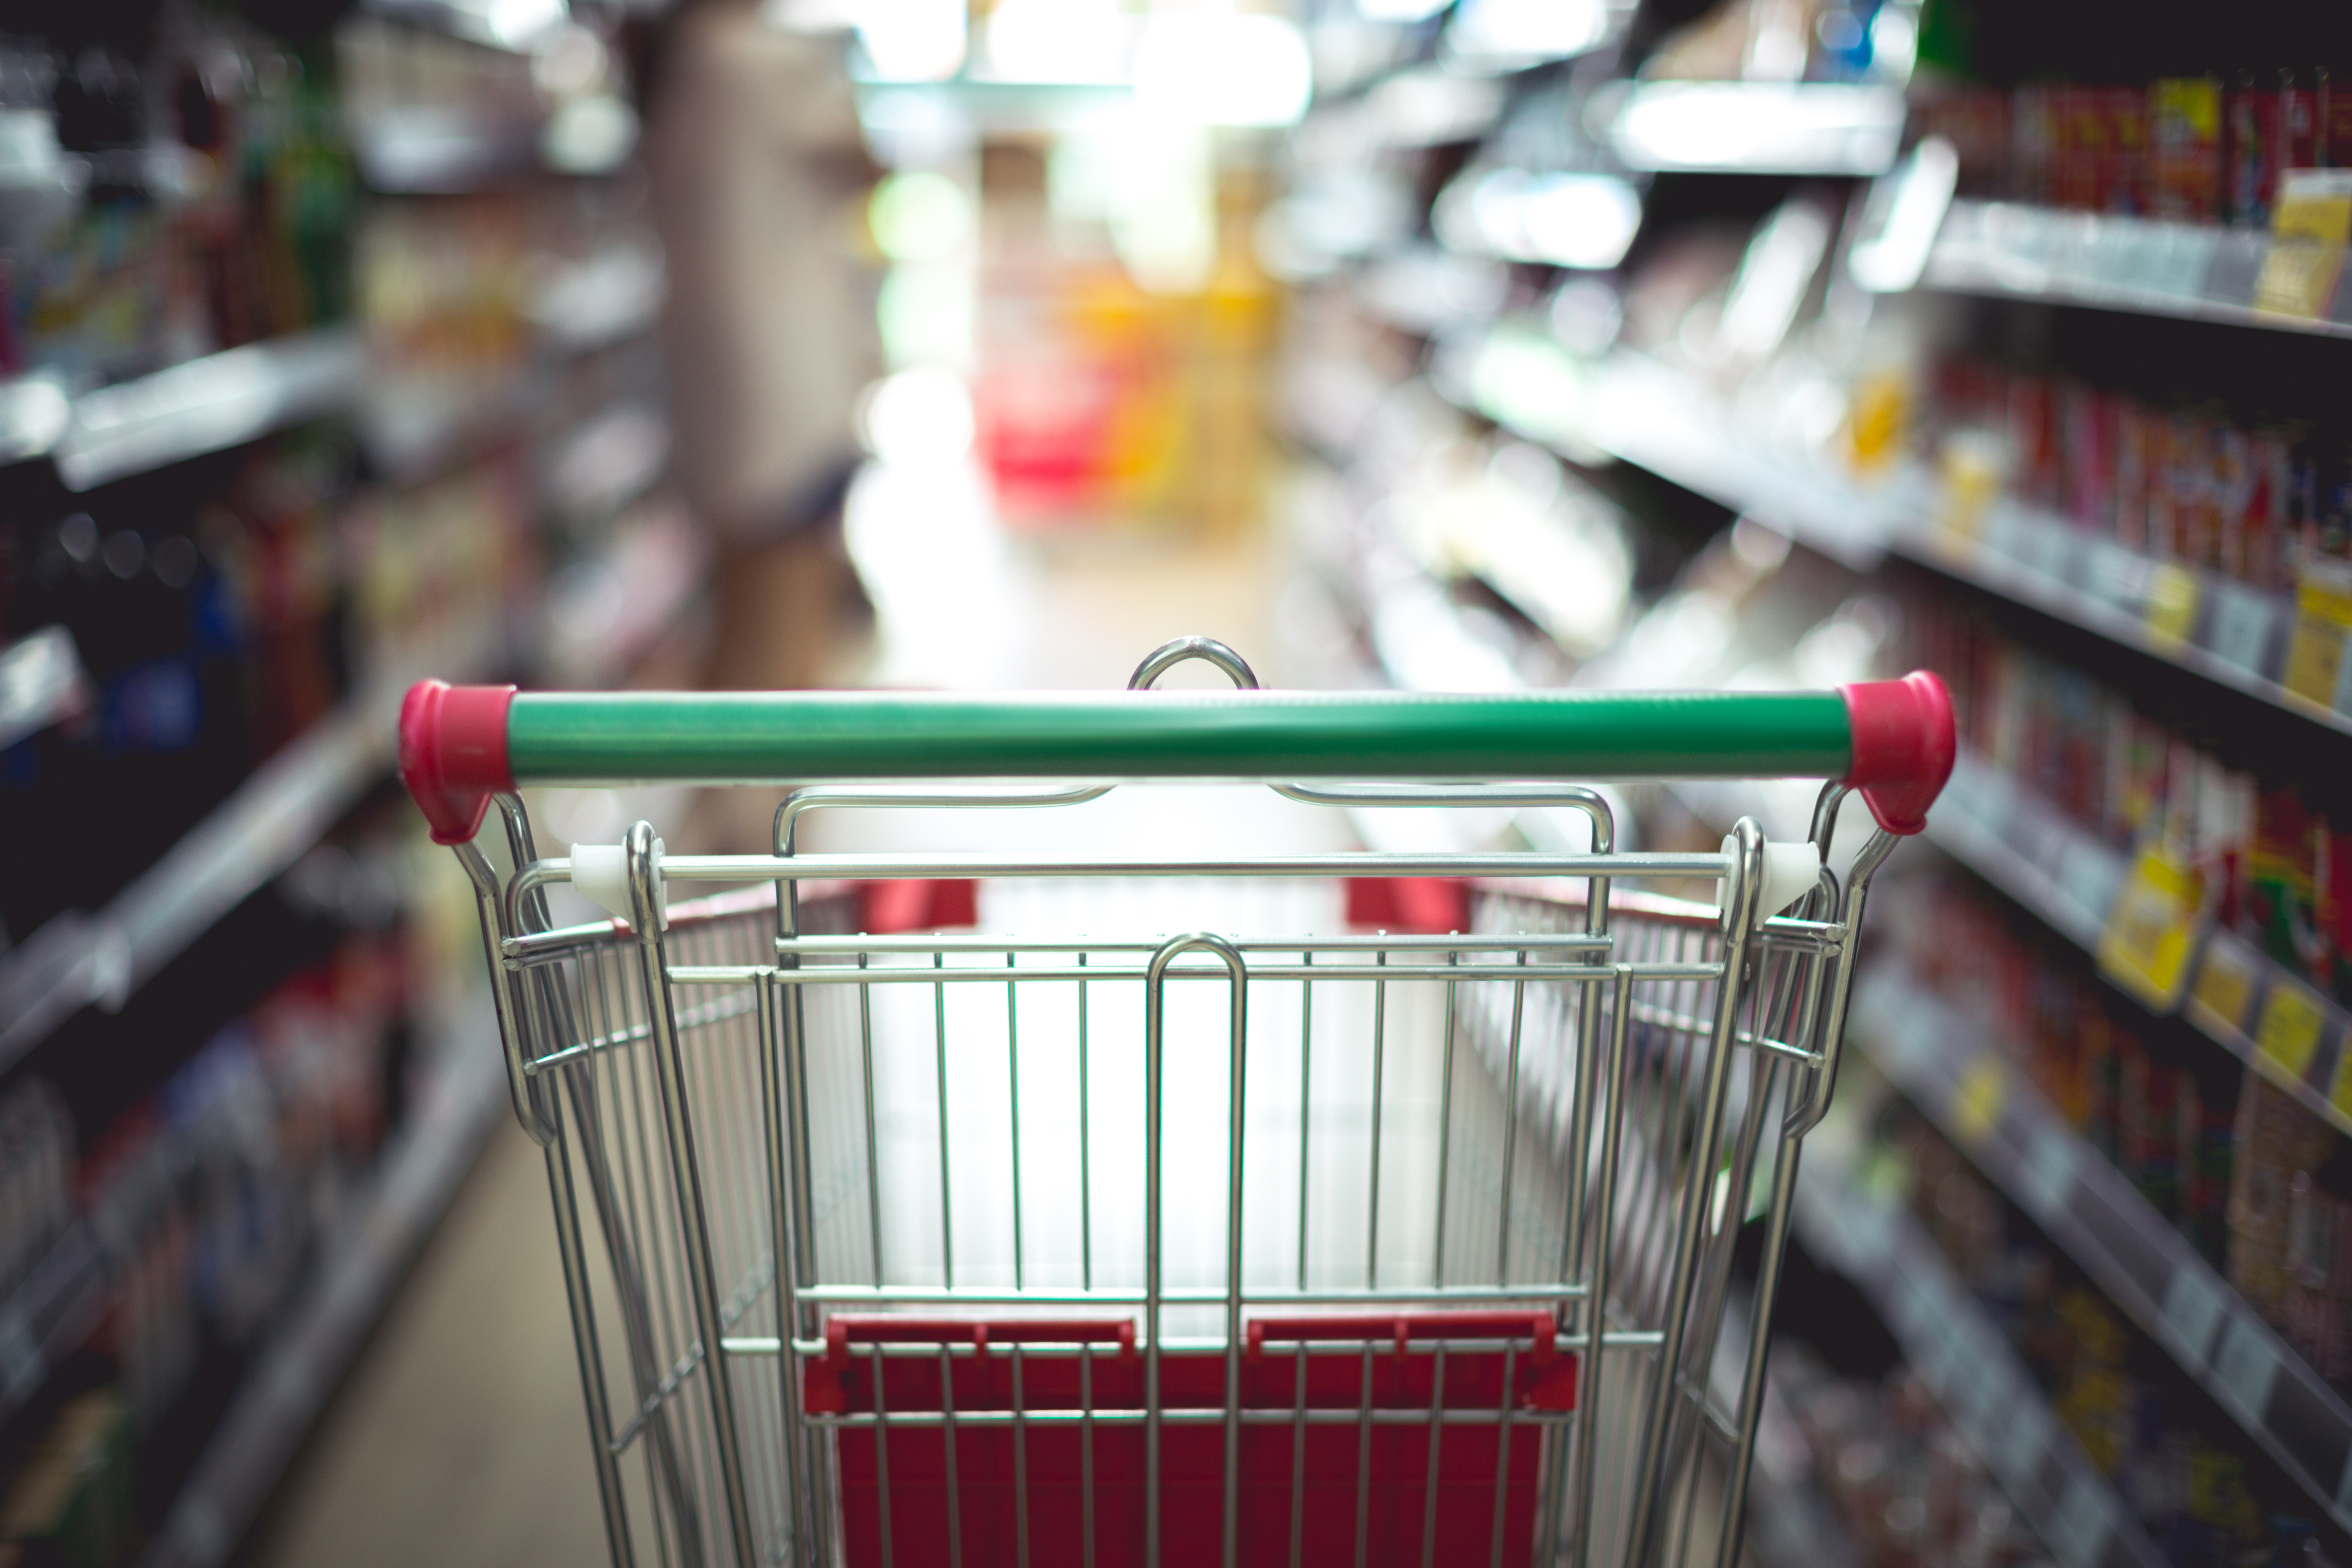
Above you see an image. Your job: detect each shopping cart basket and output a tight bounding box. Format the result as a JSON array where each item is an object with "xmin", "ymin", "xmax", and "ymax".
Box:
[{"xmin": 398, "ymin": 638, "xmax": 1952, "ymax": 1568}]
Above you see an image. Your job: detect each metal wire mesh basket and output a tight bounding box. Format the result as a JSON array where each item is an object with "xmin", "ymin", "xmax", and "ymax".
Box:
[{"xmin": 402, "ymin": 640, "xmax": 1952, "ymax": 1568}]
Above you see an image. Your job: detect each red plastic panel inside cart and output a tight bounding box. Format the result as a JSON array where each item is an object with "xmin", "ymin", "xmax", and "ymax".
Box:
[
  {"xmin": 855, "ymin": 878, "xmax": 979, "ymax": 933},
  {"xmin": 1344, "ymin": 876, "xmax": 1470, "ymax": 934},
  {"xmin": 814, "ymin": 1312, "xmax": 1567, "ymax": 1567}
]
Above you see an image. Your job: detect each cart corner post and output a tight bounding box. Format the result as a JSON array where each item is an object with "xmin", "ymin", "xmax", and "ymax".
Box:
[{"xmin": 1141, "ymin": 931, "xmax": 1249, "ymax": 1568}]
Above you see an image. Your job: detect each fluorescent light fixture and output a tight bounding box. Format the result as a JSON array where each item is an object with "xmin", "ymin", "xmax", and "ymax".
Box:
[
  {"xmin": 1355, "ymin": 0, "xmax": 1449, "ymax": 19},
  {"xmin": 1848, "ymin": 135, "xmax": 1957, "ymax": 293},
  {"xmin": 859, "ymin": 367, "xmax": 974, "ymax": 465},
  {"xmin": 857, "ymin": 0, "xmax": 966, "ymax": 82},
  {"xmin": 1605, "ymin": 82, "xmax": 1904, "ymax": 175},
  {"xmin": 1133, "ymin": 13, "xmax": 1312, "ymax": 128},
  {"xmin": 1436, "ymin": 169, "xmax": 1642, "ymax": 269},
  {"xmin": 984, "ymin": 0, "xmax": 1135, "ymax": 85},
  {"xmin": 1444, "ymin": 0, "xmax": 1613, "ymax": 66},
  {"xmin": 1362, "ymin": 68, "xmax": 1507, "ymax": 147},
  {"xmin": 484, "ymin": 0, "xmax": 564, "ymax": 49}
]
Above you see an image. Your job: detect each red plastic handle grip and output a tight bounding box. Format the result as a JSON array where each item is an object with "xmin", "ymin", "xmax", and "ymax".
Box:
[
  {"xmin": 1838, "ymin": 670, "xmax": 1954, "ymax": 836},
  {"xmin": 399, "ymin": 680, "xmax": 516, "ymax": 846}
]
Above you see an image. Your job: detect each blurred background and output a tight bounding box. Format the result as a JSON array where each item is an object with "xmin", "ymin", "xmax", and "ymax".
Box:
[{"xmin": 3, "ymin": 0, "xmax": 2352, "ymax": 1562}]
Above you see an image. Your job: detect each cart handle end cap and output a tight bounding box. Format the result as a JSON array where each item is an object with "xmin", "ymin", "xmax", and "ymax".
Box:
[
  {"xmin": 400, "ymin": 680, "xmax": 517, "ymax": 845},
  {"xmin": 1838, "ymin": 671, "xmax": 1953, "ymax": 836}
]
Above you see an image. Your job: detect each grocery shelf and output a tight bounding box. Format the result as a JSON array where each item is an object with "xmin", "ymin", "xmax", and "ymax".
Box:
[
  {"xmin": 0, "ymin": 617, "xmax": 507, "ymax": 1076},
  {"xmin": 35, "ymin": 330, "xmax": 366, "ymax": 493},
  {"xmin": 140, "ymin": 1024, "xmax": 505, "ymax": 1568},
  {"xmin": 1928, "ymin": 752, "xmax": 2352, "ymax": 1143},
  {"xmin": 1458, "ymin": 333, "xmax": 2352, "ymax": 739},
  {"xmin": 0, "ymin": 1222, "xmax": 111, "ymax": 1428},
  {"xmin": 0, "ymin": 376, "xmax": 72, "ymax": 468},
  {"xmin": 1852, "ymin": 962, "xmax": 2352, "ymax": 1535},
  {"xmin": 1792, "ymin": 1119, "xmax": 2165, "ymax": 1568},
  {"xmin": 1600, "ymin": 82, "xmax": 1905, "ymax": 176},
  {"xmin": 1922, "ymin": 199, "xmax": 2352, "ymax": 340},
  {"xmin": 0, "ymin": 497, "xmax": 711, "ymax": 1078},
  {"xmin": 528, "ymin": 241, "xmax": 667, "ymax": 358},
  {"xmin": 350, "ymin": 109, "xmax": 541, "ymax": 193}
]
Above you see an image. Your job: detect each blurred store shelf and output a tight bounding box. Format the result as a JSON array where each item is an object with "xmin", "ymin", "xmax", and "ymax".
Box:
[
  {"xmin": 0, "ymin": 615, "xmax": 507, "ymax": 1075},
  {"xmin": 0, "ymin": 376, "xmax": 72, "ymax": 467},
  {"xmin": 1928, "ymin": 754, "xmax": 2352, "ymax": 1142},
  {"xmin": 351, "ymin": 103, "xmax": 634, "ymax": 194},
  {"xmin": 1854, "ymin": 965, "xmax": 2352, "ymax": 1534},
  {"xmin": 1792, "ymin": 1112, "xmax": 2165, "ymax": 1568},
  {"xmin": 138, "ymin": 1029, "xmax": 505, "ymax": 1568},
  {"xmin": 1600, "ymin": 82, "xmax": 1905, "ymax": 175},
  {"xmin": 1922, "ymin": 200, "xmax": 2352, "ymax": 340},
  {"xmin": 0, "ymin": 495, "xmax": 706, "ymax": 1077},
  {"xmin": 527, "ymin": 240, "xmax": 667, "ymax": 358},
  {"xmin": 1456, "ymin": 331, "xmax": 2352, "ymax": 739},
  {"xmin": 44, "ymin": 330, "xmax": 366, "ymax": 493},
  {"xmin": 0, "ymin": 1221, "xmax": 110, "ymax": 1428}
]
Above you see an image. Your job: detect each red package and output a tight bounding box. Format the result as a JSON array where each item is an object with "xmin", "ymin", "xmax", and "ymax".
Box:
[{"xmin": 2103, "ymin": 87, "xmax": 2150, "ymax": 213}]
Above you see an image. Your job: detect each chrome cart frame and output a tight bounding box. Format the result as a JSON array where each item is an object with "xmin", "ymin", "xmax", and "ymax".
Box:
[{"xmin": 400, "ymin": 639, "xmax": 1951, "ymax": 1568}]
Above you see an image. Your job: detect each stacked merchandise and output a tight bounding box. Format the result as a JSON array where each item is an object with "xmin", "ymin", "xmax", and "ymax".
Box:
[
  {"xmin": 0, "ymin": 0, "xmax": 675, "ymax": 1560},
  {"xmin": 0, "ymin": 22, "xmax": 353, "ymax": 386},
  {"xmin": 1911, "ymin": 73, "xmax": 2352, "ymax": 224},
  {"xmin": 1761, "ymin": 1344, "xmax": 2057, "ymax": 1568},
  {"xmin": 0, "ymin": 819, "xmax": 417, "ymax": 1565},
  {"xmin": 0, "ymin": 432, "xmax": 534, "ymax": 948},
  {"xmin": 1911, "ymin": 603, "xmax": 2352, "ymax": 1012},
  {"xmin": 1853, "ymin": 1096, "xmax": 2324, "ymax": 1565},
  {"xmin": 1918, "ymin": 350, "xmax": 2328, "ymax": 594},
  {"xmin": 1880, "ymin": 871, "xmax": 2237, "ymax": 1262}
]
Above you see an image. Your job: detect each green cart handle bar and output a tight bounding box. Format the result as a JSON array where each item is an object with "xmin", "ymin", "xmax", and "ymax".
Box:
[{"xmin": 399, "ymin": 673, "xmax": 1953, "ymax": 848}]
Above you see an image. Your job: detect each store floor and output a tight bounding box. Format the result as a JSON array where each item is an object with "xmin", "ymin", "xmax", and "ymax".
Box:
[{"xmin": 246, "ymin": 481, "xmax": 1289, "ymax": 1565}]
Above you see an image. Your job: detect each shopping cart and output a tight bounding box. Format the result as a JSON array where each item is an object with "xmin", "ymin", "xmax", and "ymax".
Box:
[{"xmin": 398, "ymin": 638, "xmax": 1952, "ymax": 1568}]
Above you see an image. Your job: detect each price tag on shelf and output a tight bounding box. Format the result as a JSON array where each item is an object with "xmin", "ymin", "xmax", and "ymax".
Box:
[
  {"xmin": 1953, "ymin": 1055, "xmax": 2007, "ymax": 1147},
  {"xmin": 2096, "ymin": 847, "xmax": 2207, "ymax": 1012},
  {"xmin": 2051, "ymin": 1475, "xmax": 2113, "ymax": 1568},
  {"xmin": 2254, "ymin": 976, "xmax": 2332, "ymax": 1082},
  {"xmin": 1993, "ymin": 1398, "xmax": 2053, "ymax": 1484},
  {"xmin": 0, "ymin": 1316, "xmax": 41, "ymax": 1405},
  {"xmin": 2187, "ymin": 932, "xmax": 2262, "ymax": 1041},
  {"xmin": 2160, "ymin": 1267, "xmax": 2228, "ymax": 1362},
  {"xmin": 2019, "ymin": 519, "xmax": 2074, "ymax": 584},
  {"xmin": 2143, "ymin": 562, "xmax": 2201, "ymax": 649},
  {"xmin": 2326, "ymin": 1025, "xmax": 2352, "ymax": 1124},
  {"xmin": 2283, "ymin": 561, "xmax": 2352, "ymax": 711},
  {"xmin": 2204, "ymin": 580, "xmax": 2284, "ymax": 678},
  {"xmin": 2021, "ymin": 1123, "xmax": 2080, "ymax": 1216},
  {"xmin": 2081, "ymin": 538, "xmax": 2152, "ymax": 614},
  {"xmin": 2254, "ymin": 173, "xmax": 2352, "ymax": 320},
  {"xmin": 2057, "ymin": 841, "xmax": 2128, "ymax": 929},
  {"xmin": 2212, "ymin": 1316, "xmax": 2280, "ymax": 1424}
]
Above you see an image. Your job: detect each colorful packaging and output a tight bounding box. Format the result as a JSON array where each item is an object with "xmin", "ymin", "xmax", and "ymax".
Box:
[
  {"xmin": 2280, "ymin": 69, "xmax": 2321, "ymax": 173},
  {"xmin": 2152, "ymin": 78, "xmax": 2224, "ymax": 222},
  {"xmin": 2228, "ymin": 72, "xmax": 2281, "ymax": 225}
]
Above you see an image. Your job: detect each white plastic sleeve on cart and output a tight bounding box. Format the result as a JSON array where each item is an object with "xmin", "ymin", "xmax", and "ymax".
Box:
[
  {"xmin": 1725, "ymin": 835, "xmax": 1821, "ymax": 917},
  {"xmin": 571, "ymin": 840, "xmax": 668, "ymax": 928}
]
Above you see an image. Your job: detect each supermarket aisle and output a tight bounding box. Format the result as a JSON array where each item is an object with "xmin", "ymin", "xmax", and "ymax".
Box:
[
  {"xmin": 243, "ymin": 1127, "xmax": 605, "ymax": 1568},
  {"xmin": 244, "ymin": 498, "xmax": 1292, "ymax": 1565}
]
